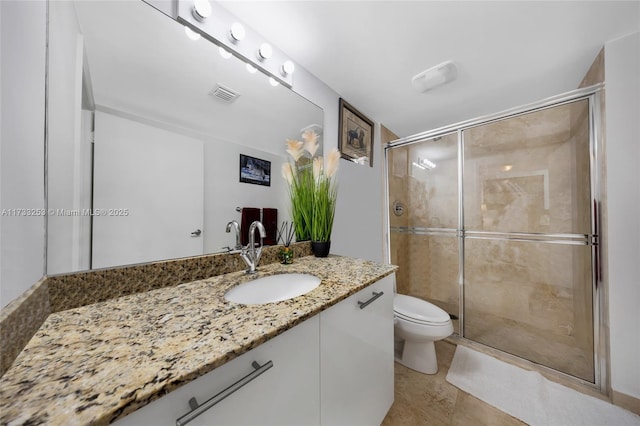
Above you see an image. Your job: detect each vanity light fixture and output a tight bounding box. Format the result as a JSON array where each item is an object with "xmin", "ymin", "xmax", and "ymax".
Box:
[
  {"xmin": 184, "ymin": 26, "xmax": 201, "ymax": 41},
  {"xmin": 257, "ymin": 43, "xmax": 273, "ymax": 60},
  {"xmin": 281, "ymin": 60, "xmax": 295, "ymax": 76},
  {"xmin": 411, "ymin": 60, "xmax": 457, "ymax": 93},
  {"xmin": 413, "ymin": 157, "xmax": 436, "ymax": 170},
  {"xmin": 421, "ymin": 158, "xmax": 436, "ymax": 169},
  {"xmin": 192, "ymin": 0, "xmax": 212, "ymax": 22},
  {"xmin": 229, "ymin": 22, "xmax": 246, "ymax": 42},
  {"xmin": 412, "ymin": 162, "xmax": 427, "ymax": 171},
  {"xmin": 219, "ymin": 46, "xmax": 232, "ymax": 59},
  {"xmin": 269, "ymin": 77, "xmax": 280, "ymax": 87},
  {"xmin": 176, "ymin": 1, "xmax": 293, "ymax": 88}
]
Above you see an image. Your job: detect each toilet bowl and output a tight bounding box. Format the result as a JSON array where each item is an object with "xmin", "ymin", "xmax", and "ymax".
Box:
[{"xmin": 394, "ymin": 294, "xmax": 454, "ymax": 374}]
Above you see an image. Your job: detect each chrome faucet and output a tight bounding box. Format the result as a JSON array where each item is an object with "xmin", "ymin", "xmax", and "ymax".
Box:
[
  {"xmin": 225, "ymin": 220, "xmax": 242, "ymax": 250},
  {"xmin": 240, "ymin": 221, "xmax": 266, "ymax": 274}
]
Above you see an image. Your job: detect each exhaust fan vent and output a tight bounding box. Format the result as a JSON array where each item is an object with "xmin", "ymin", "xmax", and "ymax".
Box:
[{"xmin": 209, "ymin": 84, "xmax": 240, "ymax": 103}]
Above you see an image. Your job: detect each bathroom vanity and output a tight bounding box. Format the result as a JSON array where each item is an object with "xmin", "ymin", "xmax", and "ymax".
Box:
[
  {"xmin": 0, "ymin": 255, "xmax": 396, "ymax": 425},
  {"xmin": 116, "ymin": 275, "xmax": 393, "ymax": 426}
]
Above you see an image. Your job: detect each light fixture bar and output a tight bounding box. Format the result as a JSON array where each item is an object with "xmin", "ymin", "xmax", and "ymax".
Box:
[
  {"xmin": 176, "ymin": 0, "xmax": 294, "ymax": 88},
  {"xmin": 229, "ymin": 22, "xmax": 245, "ymax": 42},
  {"xmin": 412, "ymin": 162, "xmax": 427, "ymax": 170},
  {"xmin": 413, "ymin": 157, "xmax": 436, "ymax": 170},
  {"xmin": 419, "ymin": 158, "xmax": 436, "ymax": 169},
  {"xmin": 191, "ymin": 0, "xmax": 211, "ymax": 22}
]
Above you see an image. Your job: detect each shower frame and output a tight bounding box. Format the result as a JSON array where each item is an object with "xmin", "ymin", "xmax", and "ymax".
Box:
[{"xmin": 384, "ymin": 84, "xmax": 606, "ymax": 392}]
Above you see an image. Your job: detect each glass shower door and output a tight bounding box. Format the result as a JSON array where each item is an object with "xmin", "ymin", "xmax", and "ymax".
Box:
[
  {"xmin": 388, "ymin": 133, "xmax": 460, "ymax": 333},
  {"xmin": 461, "ymin": 99, "xmax": 595, "ymax": 382}
]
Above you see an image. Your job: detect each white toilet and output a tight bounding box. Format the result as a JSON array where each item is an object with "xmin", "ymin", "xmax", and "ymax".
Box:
[{"xmin": 393, "ymin": 294, "xmax": 454, "ymax": 374}]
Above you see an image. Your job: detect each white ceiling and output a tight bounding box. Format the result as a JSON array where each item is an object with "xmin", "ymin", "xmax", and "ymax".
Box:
[{"xmin": 220, "ymin": 1, "xmax": 640, "ymax": 138}]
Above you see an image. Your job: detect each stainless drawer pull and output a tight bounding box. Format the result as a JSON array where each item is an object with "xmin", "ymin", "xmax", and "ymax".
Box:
[
  {"xmin": 176, "ymin": 360, "xmax": 273, "ymax": 426},
  {"xmin": 357, "ymin": 291, "xmax": 384, "ymax": 309}
]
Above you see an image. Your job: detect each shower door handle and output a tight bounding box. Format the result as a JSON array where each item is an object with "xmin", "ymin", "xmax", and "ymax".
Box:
[
  {"xmin": 358, "ymin": 291, "xmax": 384, "ymax": 309},
  {"xmin": 593, "ymin": 200, "xmax": 601, "ymax": 285}
]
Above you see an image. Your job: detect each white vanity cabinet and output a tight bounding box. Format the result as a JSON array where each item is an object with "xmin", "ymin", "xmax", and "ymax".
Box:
[
  {"xmin": 113, "ymin": 273, "xmax": 395, "ymax": 426},
  {"xmin": 114, "ymin": 316, "xmax": 320, "ymax": 426},
  {"xmin": 319, "ymin": 274, "xmax": 395, "ymax": 425}
]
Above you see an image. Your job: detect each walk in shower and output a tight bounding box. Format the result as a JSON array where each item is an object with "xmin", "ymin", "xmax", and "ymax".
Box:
[{"xmin": 385, "ymin": 86, "xmax": 604, "ymax": 388}]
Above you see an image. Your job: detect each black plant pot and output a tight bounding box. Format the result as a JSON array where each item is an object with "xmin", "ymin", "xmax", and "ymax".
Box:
[{"xmin": 311, "ymin": 241, "xmax": 331, "ymax": 258}]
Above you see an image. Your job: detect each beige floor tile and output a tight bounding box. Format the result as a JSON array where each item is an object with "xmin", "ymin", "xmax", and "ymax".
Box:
[
  {"xmin": 451, "ymin": 391, "xmax": 526, "ymax": 426},
  {"xmin": 382, "ymin": 341, "xmax": 528, "ymax": 426}
]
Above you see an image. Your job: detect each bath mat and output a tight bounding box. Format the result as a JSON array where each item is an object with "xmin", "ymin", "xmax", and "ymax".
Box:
[{"xmin": 446, "ymin": 345, "xmax": 640, "ymax": 425}]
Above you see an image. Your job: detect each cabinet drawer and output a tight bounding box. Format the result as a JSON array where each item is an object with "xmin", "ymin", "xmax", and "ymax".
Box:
[{"xmin": 115, "ymin": 316, "xmax": 320, "ymax": 426}]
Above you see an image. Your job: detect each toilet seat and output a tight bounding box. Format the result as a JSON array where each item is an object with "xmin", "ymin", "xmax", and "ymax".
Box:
[
  {"xmin": 394, "ymin": 294, "xmax": 451, "ymax": 325},
  {"xmin": 394, "ymin": 312, "xmax": 450, "ymax": 327}
]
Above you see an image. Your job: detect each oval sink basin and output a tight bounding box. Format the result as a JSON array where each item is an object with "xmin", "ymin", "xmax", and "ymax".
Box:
[{"xmin": 224, "ymin": 273, "xmax": 321, "ymax": 304}]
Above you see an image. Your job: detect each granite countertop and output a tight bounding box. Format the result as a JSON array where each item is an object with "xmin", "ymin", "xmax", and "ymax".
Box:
[{"xmin": 0, "ymin": 255, "xmax": 396, "ymax": 425}]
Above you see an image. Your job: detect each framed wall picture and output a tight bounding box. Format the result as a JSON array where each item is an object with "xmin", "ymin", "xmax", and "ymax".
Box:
[
  {"xmin": 338, "ymin": 98, "xmax": 374, "ymax": 167},
  {"xmin": 239, "ymin": 154, "xmax": 271, "ymax": 186}
]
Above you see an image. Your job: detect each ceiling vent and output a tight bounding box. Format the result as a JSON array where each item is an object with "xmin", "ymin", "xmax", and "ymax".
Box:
[
  {"xmin": 411, "ymin": 60, "xmax": 457, "ymax": 93},
  {"xmin": 209, "ymin": 84, "xmax": 240, "ymax": 103}
]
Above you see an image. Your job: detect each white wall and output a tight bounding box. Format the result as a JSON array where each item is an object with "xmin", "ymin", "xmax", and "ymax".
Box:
[
  {"xmin": 91, "ymin": 107, "xmax": 290, "ymax": 258},
  {"xmin": 604, "ymin": 32, "xmax": 640, "ymax": 400},
  {"xmin": 0, "ymin": 1, "xmax": 47, "ymax": 308},
  {"xmin": 331, "ymin": 128, "xmax": 385, "ymax": 263},
  {"xmin": 292, "ymin": 66, "xmax": 386, "ymax": 263},
  {"xmin": 205, "ymin": 140, "xmax": 289, "ymax": 253},
  {"xmin": 47, "ymin": 1, "xmax": 92, "ymax": 274}
]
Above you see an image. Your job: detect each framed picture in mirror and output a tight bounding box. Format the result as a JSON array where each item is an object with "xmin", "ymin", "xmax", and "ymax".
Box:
[
  {"xmin": 239, "ymin": 154, "xmax": 271, "ymax": 186},
  {"xmin": 338, "ymin": 98, "xmax": 374, "ymax": 167}
]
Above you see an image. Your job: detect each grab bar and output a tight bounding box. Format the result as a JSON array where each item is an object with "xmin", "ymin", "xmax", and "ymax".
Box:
[
  {"xmin": 176, "ymin": 360, "xmax": 273, "ymax": 426},
  {"xmin": 358, "ymin": 291, "xmax": 384, "ymax": 309}
]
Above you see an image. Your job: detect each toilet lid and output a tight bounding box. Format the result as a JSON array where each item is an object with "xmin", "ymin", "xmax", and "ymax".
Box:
[{"xmin": 394, "ymin": 294, "xmax": 451, "ymax": 323}]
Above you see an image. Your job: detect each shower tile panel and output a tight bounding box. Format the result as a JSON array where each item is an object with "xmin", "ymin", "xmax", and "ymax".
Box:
[
  {"xmin": 388, "ymin": 133, "xmax": 458, "ymax": 230},
  {"xmin": 480, "ymin": 175, "xmax": 547, "ymax": 232},
  {"xmin": 390, "ymin": 233, "xmax": 459, "ymax": 334},
  {"xmin": 463, "ymin": 99, "xmax": 591, "ymax": 235},
  {"xmin": 463, "ymin": 238, "xmax": 594, "ymax": 382}
]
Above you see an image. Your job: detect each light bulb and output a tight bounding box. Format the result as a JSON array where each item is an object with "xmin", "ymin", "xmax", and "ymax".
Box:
[
  {"xmin": 219, "ymin": 47, "xmax": 232, "ymax": 59},
  {"xmin": 229, "ymin": 22, "xmax": 245, "ymax": 42},
  {"xmin": 281, "ymin": 60, "xmax": 295, "ymax": 76},
  {"xmin": 258, "ymin": 43, "xmax": 272, "ymax": 60},
  {"xmin": 192, "ymin": 0, "xmax": 212, "ymax": 22},
  {"xmin": 184, "ymin": 26, "xmax": 200, "ymax": 41},
  {"xmin": 269, "ymin": 77, "xmax": 280, "ymax": 87},
  {"xmin": 246, "ymin": 63, "xmax": 257, "ymax": 74}
]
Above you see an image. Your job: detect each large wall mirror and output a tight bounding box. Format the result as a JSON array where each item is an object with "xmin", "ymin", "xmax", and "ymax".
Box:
[{"xmin": 46, "ymin": 0, "xmax": 323, "ymax": 275}]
